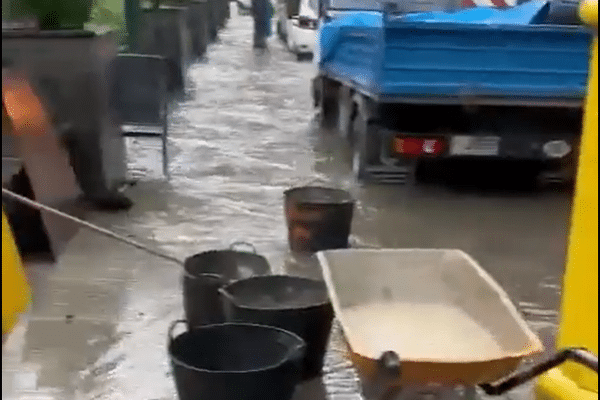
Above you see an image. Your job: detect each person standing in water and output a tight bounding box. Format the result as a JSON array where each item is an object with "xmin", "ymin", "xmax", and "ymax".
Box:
[{"xmin": 252, "ymin": 0, "xmax": 273, "ymax": 48}]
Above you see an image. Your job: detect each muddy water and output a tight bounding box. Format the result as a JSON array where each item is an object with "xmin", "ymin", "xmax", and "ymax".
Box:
[
  {"xmin": 342, "ymin": 303, "xmax": 505, "ymax": 361},
  {"xmin": 3, "ymin": 4, "xmax": 572, "ymax": 400}
]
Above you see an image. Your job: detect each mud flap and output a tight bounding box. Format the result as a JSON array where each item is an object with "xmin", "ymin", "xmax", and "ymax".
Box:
[
  {"xmin": 352, "ymin": 94, "xmax": 415, "ymax": 184},
  {"xmin": 337, "ymin": 85, "xmax": 355, "ymax": 142},
  {"xmin": 316, "ymin": 76, "xmax": 339, "ymax": 129},
  {"xmin": 312, "ymin": 77, "xmax": 320, "ymax": 108},
  {"xmin": 352, "ymin": 105, "xmax": 380, "ymax": 182}
]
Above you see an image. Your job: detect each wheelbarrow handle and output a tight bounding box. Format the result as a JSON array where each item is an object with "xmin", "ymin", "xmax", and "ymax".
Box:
[{"xmin": 480, "ymin": 348, "xmax": 598, "ymax": 396}]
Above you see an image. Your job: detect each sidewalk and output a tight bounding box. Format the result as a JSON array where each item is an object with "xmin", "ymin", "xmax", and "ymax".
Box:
[{"xmin": 2, "ymin": 182, "xmax": 536, "ymax": 400}]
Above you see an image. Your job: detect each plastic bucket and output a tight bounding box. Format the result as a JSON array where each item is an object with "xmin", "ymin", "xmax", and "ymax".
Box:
[
  {"xmin": 284, "ymin": 186, "xmax": 355, "ymax": 253},
  {"xmin": 182, "ymin": 242, "xmax": 271, "ymax": 327},
  {"xmin": 168, "ymin": 321, "xmax": 306, "ymax": 400},
  {"xmin": 220, "ymin": 275, "xmax": 334, "ymax": 380}
]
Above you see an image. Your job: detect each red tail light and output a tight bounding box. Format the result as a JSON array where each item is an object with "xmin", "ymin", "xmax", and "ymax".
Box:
[
  {"xmin": 395, "ymin": 137, "xmax": 423, "ymax": 155},
  {"xmin": 298, "ymin": 16, "xmax": 317, "ymax": 29},
  {"xmin": 394, "ymin": 137, "xmax": 445, "ymax": 157}
]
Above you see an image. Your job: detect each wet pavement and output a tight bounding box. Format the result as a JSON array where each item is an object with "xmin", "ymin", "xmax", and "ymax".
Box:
[{"xmin": 3, "ymin": 5, "xmax": 574, "ymax": 400}]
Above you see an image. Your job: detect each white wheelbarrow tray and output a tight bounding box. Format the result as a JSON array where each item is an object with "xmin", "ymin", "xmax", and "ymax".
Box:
[{"xmin": 316, "ymin": 249, "xmax": 544, "ymax": 389}]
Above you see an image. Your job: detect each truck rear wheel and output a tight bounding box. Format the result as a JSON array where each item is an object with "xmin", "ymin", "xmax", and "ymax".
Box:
[
  {"xmin": 317, "ymin": 77, "xmax": 339, "ymax": 130},
  {"xmin": 352, "ymin": 101, "xmax": 381, "ymax": 181},
  {"xmin": 337, "ymin": 86, "xmax": 356, "ymax": 143}
]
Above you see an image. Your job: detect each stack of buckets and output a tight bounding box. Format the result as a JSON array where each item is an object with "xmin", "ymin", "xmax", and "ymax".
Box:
[{"xmin": 168, "ymin": 186, "xmax": 355, "ymax": 400}]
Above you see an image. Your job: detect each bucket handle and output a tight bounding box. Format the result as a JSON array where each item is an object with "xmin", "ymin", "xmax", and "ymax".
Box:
[
  {"xmin": 284, "ymin": 340, "xmax": 308, "ymax": 373},
  {"xmin": 229, "ymin": 241, "xmax": 257, "ymax": 254},
  {"xmin": 290, "ymin": 176, "xmax": 329, "ymax": 189},
  {"xmin": 168, "ymin": 319, "xmax": 188, "ymax": 342},
  {"xmin": 218, "ymin": 286, "xmax": 236, "ymax": 303}
]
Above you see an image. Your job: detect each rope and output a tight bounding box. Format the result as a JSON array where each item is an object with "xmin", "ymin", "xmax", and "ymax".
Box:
[{"xmin": 1, "ymin": 188, "xmax": 184, "ymax": 266}]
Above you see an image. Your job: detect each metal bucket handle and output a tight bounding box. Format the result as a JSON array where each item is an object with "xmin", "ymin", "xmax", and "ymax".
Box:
[
  {"xmin": 182, "ymin": 267, "xmax": 224, "ymax": 280},
  {"xmin": 290, "ymin": 176, "xmax": 330, "ymax": 189},
  {"xmin": 168, "ymin": 319, "xmax": 188, "ymax": 343},
  {"xmin": 217, "ymin": 286, "xmax": 235, "ymax": 304},
  {"xmin": 229, "ymin": 241, "xmax": 257, "ymax": 254}
]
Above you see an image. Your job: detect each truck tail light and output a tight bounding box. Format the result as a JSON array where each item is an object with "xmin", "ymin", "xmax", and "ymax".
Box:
[
  {"xmin": 394, "ymin": 137, "xmax": 445, "ymax": 157},
  {"xmin": 298, "ymin": 16, "xmax": 317, "ymax": 29}
]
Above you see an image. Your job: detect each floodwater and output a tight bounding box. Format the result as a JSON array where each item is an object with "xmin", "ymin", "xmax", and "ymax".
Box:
[
  {"xmin": 341, "ymin": 303, "xmax": 506, "ymax": 361},
  {"xmin": 2, "ymin": 4, "xmax": 574, "ymax": 400}
]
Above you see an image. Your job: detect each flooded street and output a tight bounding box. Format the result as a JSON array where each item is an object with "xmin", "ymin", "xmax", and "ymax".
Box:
[{"xmin": 3, "ymin": 5, "xmax": 574, "ymax": 400}]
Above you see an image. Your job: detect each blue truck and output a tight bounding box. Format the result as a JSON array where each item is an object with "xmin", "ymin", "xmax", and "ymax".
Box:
[{"xmin": 312, "ymin": 0, "xmax": 593, "ymax": 183}]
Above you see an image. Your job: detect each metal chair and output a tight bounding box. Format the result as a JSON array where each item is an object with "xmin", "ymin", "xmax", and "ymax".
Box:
[{"xmin": 109, "ymin": 54, "xmax": 170, "ymax": 178}]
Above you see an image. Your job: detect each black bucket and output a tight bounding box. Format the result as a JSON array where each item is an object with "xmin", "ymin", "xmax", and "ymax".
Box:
[
  {"xmin": 284, "ymin": 186, "xmax": 355, "ymax": 253},
  {"xmin": 168, "ymin": 320, "xmax": 306, "ymax": 400},
  {"xmin": 220, "ymin": 275, "xmax": 334, "ymax": 380},
  {"xmin": 183, "ymin": 242, "xmax": 271, "ymax": 327}
]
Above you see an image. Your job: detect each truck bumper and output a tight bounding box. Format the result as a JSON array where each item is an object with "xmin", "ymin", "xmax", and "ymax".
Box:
[{"xmin": 378, "ymin": 128, "xmax": 578, "ymax": 164}]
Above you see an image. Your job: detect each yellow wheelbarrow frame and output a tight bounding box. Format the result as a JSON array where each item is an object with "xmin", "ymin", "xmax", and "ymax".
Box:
[
  {"xmin": 2, "ymin": 208, "xmax": 31, "ymax": 337},
  {"xmin": 536, "ymin": 1, "xmax": 598, "ymax": 398}
]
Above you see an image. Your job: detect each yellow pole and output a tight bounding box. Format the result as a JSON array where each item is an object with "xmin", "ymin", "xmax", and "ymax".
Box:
[
  {"xmin": 536, "ymin": 1, "xmax": 598, "ymax": 398},
  {"xmin": 2, "ymin": 208, "xmax": 31, "ymax": 337}
]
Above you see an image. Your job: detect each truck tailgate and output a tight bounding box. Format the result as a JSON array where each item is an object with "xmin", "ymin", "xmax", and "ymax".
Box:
[{"xmin": 379, "ymin": 21, "xmax": 592, "ymax": 103}]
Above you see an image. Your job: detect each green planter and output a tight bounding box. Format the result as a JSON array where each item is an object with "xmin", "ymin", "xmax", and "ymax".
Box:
[{"xmin": 10, "ymin": 0, "xmax": 95, "ymax": 30}]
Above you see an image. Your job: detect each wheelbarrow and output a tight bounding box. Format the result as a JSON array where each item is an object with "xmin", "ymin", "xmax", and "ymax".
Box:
[{"xmin": 316, "ymin": 249, "xmax": 598, "ymax": 399}]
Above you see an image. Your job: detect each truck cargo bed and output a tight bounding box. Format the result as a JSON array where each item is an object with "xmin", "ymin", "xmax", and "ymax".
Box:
[{"xmin": 318, "ymin": 10, "xmax": 593, "ymax": 105}]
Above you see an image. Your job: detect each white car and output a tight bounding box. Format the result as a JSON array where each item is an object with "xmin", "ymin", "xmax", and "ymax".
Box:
[
  {"xmin": 237, "ymin": 0, "xmax": 252, "ymax": 14},
  {"xmin": 276, "ymin": 0, "xmax": 318, "ymax": 59}
]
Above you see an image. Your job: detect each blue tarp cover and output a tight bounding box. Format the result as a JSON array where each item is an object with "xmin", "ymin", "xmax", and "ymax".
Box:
[
  {"xmin": 318, "ymin": 0, "xmax": 551, "ymax": 63},
  {"xmin": 399, "ymin": 0, "xmax": 550, "ymax": 24},
  {"xmin": 318, "ymin": 11, "xmax": 383, "ymax": 63}
]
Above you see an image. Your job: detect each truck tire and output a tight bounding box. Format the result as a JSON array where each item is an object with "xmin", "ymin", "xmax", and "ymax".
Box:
[
  {"xmin": 337, "ymin": 86, "xmax": 356, "ymax": 143},
  {"xmin": 352, "ymin": 98, "xmax": 381, "ymax": 181},
  {"xmin": 317, "ymin": 77, "xmax": 339, "ymax": 130},
  {"xmin": 312, "ymin": 78, "xmax": 320, "ymax": 108}
]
